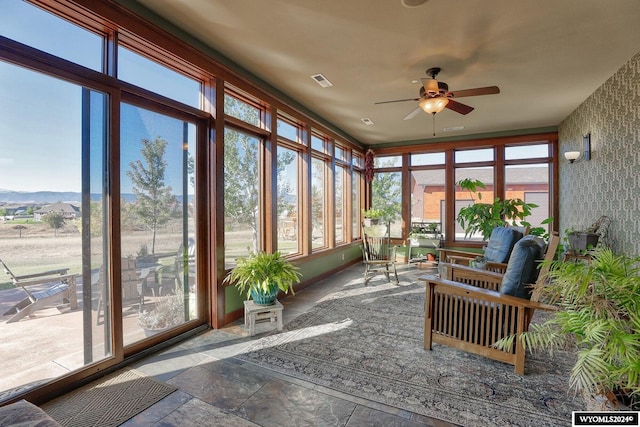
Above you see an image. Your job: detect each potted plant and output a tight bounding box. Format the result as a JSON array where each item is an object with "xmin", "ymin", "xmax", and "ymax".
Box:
[
  {"xmin": 362, "ymin": 208, "xmax": 385, "ymax": 225},
  {"xmin": 566, "ymin": 229, "xmax": 600, "ymax": 254},
  {"xmin": 496, "ymin": 248, "xmax": 640, "ymax": 410},
  {"xmin": 456, "ymin": 178, "xmax": 537, "ymax": 241},
  {"xmin": 138, "ymin": 285, "xmax": 191, "ymax": 336},
  {"xmin": 469, "ymin": 255, "xmax": 486, "ymax": 269},
  {"xmin": 224, "ymin": 251, "xmax": 301, "ymax": 305}
]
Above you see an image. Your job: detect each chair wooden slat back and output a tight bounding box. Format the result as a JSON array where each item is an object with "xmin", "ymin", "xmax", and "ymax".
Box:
[{"xmin": 421, "ymin": 231, "xmax": 561, "ymax": 375}]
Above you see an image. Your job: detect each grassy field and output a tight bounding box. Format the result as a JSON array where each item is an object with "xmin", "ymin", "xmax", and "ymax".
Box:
[
  {"xmin": 0, "ymin": 219, "xmax": 188, "ymax": 284},
  {"xmin": 1, "ymin": 218, "xmax": 303, "ymax": 287}
]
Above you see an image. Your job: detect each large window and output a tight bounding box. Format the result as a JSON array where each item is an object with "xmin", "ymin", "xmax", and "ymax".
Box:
[
  {"xmin": 1, "ymin": 0, "xmax": 369, "ymax": 405},
  {"xmin": 0, "ymin": 1, "xmax": 103, "ymax": 71},
  {"xmin": 454, "ymin": 167, "xmax": 494, "ymax": 241},
  {"xmin": 0, "ymin": 62, "xmax": 110, "ymax": 395},
  {"xmin": 411, "ymin": 170, "xmax": 446, "ymax": 235},
  {"xmin": 118, "ymin": 46, "xmax": 201, "ymax": 108},
  {"xmin": 372, "ymin": 168, "xmax": 403, "ymax": 237},
  {"xmin": 120, "ymin": 103, "xmax": 198, "ymax": 346},
  {"xmin": 506, "ymin": 165, "xmax": 550, "ymax": 233},
  {"xmin": 311, "ymin": 157, "xmax": 327, "ymax": 249},
  {"xmin": 277, "ymin": 146, "xmax": 300, "ymax": 254},
  {"xmin": 224, "ymin": 128, "xmax": 262, "ymax": 267},
  {"xmin": 335, "ymin": 165, "xmax": 347, "ymax": 243}
]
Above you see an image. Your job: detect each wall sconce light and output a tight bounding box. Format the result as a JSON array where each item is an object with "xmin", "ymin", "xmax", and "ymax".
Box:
[{"xmin": 564, "ymin": 133, "xmax": 591, "ymax": 163}]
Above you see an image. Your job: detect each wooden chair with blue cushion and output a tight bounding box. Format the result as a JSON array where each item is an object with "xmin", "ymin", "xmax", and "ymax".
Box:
[
  {"xmin": 438, "ymin": 225, "xmax": 528, "ymax": 274},
  {"xmin": 421, "ymin": 232, "xmax": 559, "ymax": 374}
]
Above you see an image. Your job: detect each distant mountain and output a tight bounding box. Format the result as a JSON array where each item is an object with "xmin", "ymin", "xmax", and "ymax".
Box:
[
  {"xmin": 0, "ymin": 191, "xmax": 191, "ymax": 204},
  {"xmin": 0, "ymin": 191, "xmax": 134, "ymax": 204}
]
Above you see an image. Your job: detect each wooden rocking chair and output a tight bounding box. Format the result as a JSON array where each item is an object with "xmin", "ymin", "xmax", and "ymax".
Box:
[{"xmin": 362, "ymin": 222, "xmax": 399, "ymax": 285}]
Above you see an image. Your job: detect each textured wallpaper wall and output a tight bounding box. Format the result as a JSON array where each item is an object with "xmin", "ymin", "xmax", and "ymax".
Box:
[{"xmin": 559, "ymin": 50, "xmax": 640, "ymax": 256}]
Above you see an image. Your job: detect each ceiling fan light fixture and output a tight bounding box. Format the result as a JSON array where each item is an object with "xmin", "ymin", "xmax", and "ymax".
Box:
[
  {"xmin": 419, "ymin": 97, "xmax": 449, "ymax": 114},
  {"xmin": 424, "ymin": 78, "xmax": 439, "ymax": 95}
]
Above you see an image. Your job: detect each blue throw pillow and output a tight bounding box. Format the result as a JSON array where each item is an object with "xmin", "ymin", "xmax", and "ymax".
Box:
[
  {"xmin": 483, "ymin": 227, "xmax": 524, "ymax": 264},
  {"xmin": 500, "ymin": 236, "xmax": 545, "ymax": 299}
]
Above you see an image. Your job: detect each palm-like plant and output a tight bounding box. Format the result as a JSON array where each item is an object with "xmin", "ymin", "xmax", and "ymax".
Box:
[
  {"xmin": 497, "ymin": 248, "xmax": 640, "ymax": 408},
  {"xmin": 455, "ymin": 178, "xmax": 537, "ymax": 240}
]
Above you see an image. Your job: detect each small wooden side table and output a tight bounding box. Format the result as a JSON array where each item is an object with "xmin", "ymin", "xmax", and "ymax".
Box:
[{"xmin": 243, "ymin": 299, "xmax": 284, "ymax": 336}]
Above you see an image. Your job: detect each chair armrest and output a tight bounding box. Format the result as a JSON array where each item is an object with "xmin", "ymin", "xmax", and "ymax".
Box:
[
  {"xmin": 12, "ymin": 268, "xmax": 69, "ymax": 281},
  {"xmin": 438, "ymin": 248, "xmax": 482, "ymax": 262},
  {"xmin": 446, "ymin": 255, "xmax": 473, "ymax": 266},
  {"xmin": 484, "ymin": 261, "xmax": 508, "ymax": 273},
  {"xmin": 16, "ymin": 272, "xmax": 78, "ymax": 287},
  {"xmin": 419, "ymin": 274, "xmax": 555, "ymax": 312}
]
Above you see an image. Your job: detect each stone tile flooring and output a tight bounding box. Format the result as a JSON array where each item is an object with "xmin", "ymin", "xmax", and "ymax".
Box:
[{"xmin": 118, "ymin": 262, "xmax": 456, "ymax": 426}]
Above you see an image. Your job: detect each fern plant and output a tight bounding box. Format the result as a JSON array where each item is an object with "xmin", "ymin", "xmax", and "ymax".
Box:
[
  {"xmin": 496, "ymin": 248, "xmax": 640, "ymax": 407},
  {"xmin": 223, "ymin": 251, "xmax": 301, "ymax": 301}
]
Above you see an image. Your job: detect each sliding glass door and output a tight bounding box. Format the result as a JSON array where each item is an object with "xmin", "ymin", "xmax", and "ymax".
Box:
[
  {"xmin": 120, "ymin": 102, "xmax": 199, "ymax": 347},
  {"xmin": 0, "ymin": 62, "xmax": 110, "ymax": 395}
]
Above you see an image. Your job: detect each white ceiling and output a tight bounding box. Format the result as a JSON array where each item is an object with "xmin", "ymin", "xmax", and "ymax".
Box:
[{"xmin": 132, "ymin": 0, "xmax": 640, "ymax": 145}]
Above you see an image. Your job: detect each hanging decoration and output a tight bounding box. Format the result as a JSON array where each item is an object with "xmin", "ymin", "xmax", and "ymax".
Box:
[{"xmin": 365, "ymin": 149, "xmax": 375, "ymax": 182}]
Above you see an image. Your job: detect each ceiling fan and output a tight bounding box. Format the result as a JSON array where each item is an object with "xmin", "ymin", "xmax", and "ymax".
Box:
[{"xmin": 375, "ymin": 67, "xmax": 500, "ymax": 121}]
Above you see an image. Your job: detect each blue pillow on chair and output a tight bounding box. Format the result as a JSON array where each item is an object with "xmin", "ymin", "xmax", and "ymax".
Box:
[
  {"xmin": 483, "ymin": 227, "xmax": 524, "ymax": 264},
  {"xmin": 500, "ymin": 235, "xmax": 545, "ymax": 299}
]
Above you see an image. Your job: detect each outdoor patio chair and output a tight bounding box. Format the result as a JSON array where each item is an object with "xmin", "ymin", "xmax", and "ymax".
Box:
[
  {"xmin": 421, "ymin": 232, "xmax": 560, "ymax": 374},
  {"xmin": 1, "ymin": 258, "xmax": 78, "ymax": 323},
  {"xmin": 95, "ymin": 260, "xmax": 156, "ymax": 325},
  {"xmin": 362, "ymin": 222, "xmax": 399, "ymax": 285},
  {"xmin": 438, "ymin": 225, "xmax": 529, "ymax": 274},
  {"xmin": 174, "ymin": 237, "xmax": 196, "ymax": 290}
]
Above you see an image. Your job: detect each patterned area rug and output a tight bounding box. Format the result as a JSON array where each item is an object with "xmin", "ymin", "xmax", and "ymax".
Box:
[
  {"xmin": 42, "ymin": 368, "xmax": 176, "ymax": 427},
  {"xmin": 235, "ymin": 272, "xmax": 583, "ymax": 427}
]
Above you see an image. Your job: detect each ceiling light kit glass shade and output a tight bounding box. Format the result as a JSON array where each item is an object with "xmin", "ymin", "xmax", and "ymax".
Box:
[
  {"xmin": 401, "ymin": 0, "xmax": 428, "ymax": 7},
  {"xmin": 564, "ymin": 133, "xmax": 591, "ymax": 163},
  {"xmin": 419, "ymin": 97, "xmax": 449, "ymax": 114}
]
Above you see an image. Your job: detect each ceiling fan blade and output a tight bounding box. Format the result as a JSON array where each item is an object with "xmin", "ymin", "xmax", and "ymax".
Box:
[
  {"xmin": 445, "ymin": 99, "xmax": 474, "ymax": 115},
  {"xmin": 450, "ymin": 86, "xmax": 500, "ymax": 98},
  {"xmin": 403, "ymin": 106, "xmax": 422, "ymax": 120},
  {"xmin": 375, "ymin": 97, "xmax": 420, "ymax": 105}
]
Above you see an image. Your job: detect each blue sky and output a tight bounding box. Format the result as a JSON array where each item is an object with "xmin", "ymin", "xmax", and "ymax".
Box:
[{"xmin": 0, "ymin": 2, "xmax": 196, "ymax": 194}]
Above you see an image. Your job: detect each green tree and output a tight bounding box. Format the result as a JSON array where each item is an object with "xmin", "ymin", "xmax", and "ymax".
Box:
[
  {"xmin": 126, "ymin": 137, "xmax": 179, "ymax": 254},
  {"xmin": 224, "ymin": 130, "xmax": 260, "ymax": 252},
  {"xmin": 43, "ymin": 212, "xmax": 65, "ymax": 236},
  {"xmin": 276, "ymin": 150, "xmax": 296, "ymax": 218},
  {"xmin": 371, "ymin": 161, "xmax": 402, "ymax": 222}
]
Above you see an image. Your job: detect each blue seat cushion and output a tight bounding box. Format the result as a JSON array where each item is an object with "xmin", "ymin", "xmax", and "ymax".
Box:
[
  {"xmin": 483, "ymin": 227, "xmax": 524, "ymax": 264},
  {"xmin": 500, "ymin": 235, "xmax": 545, "ymax": 299}
]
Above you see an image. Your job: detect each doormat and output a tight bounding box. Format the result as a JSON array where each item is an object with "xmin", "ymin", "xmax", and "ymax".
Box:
[{"xmin": 42, "ymin": 368, "xmax": 176, "ymax": 427}]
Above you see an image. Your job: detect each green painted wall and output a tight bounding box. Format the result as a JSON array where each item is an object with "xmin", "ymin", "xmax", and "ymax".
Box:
[{"xmin": 225, "ymin": 244, "xmax": 363, "ymax": 314}]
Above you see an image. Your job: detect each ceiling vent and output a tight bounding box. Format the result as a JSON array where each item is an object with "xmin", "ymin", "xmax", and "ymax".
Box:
[
  {"xmin": 361, "ymin": 118, "xmax": 375, "ymax": 126},
  {"xmin": 310, "ymin": 74, "xmax": 333, "ymax": 88}
]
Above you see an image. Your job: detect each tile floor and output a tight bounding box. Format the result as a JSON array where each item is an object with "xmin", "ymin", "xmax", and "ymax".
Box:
[{"xmin": 119, "ymin": 263, "xmax": 457, "ymax": 427}]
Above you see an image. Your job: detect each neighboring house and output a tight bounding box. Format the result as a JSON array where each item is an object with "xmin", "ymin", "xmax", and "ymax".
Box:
[{"xmin": 34, "ymin": 203, "xmax": 80, "ymax": 221}]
